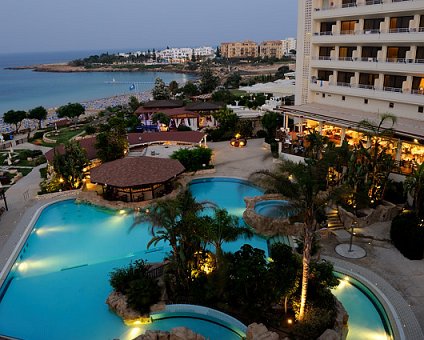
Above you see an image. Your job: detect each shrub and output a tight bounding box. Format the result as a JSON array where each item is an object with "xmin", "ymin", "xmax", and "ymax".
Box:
[
  {"xmin": 177, "ymin": 125, "xmax": 192, "ymax": 131},
  {"xmin": 384, "ymin": 180, "xmax": 406, "ymax": 204},
  {"xmin": 292, "ymin": 305, "xmax": 336, "ymax": 340},
  {"xmin": 391, "ymin": 212, "xmax": 424, "ymax": 260},
  {"xmin": 85, "ymin": 125, "xmax": 96, "ymax": 135},
  {"xmin": 109, "ymin": 260, "xmax": 161, "ymax": 314},
  {"xmin": 170, "ymin": 147, "xmax": 212, "ymax": 172}
]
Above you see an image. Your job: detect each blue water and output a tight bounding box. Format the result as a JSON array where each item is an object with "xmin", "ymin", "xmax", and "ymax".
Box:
[
  {"xmin": 0, "ymin": 178, "xmax": 391, "ymax": 340},
  {"xmin": 0, "ymin": 51, "xmax": 194, "ymax": 114},
  {"xmin": 254, "ymin": 200, "xmax": 289, "ymax": 218}
]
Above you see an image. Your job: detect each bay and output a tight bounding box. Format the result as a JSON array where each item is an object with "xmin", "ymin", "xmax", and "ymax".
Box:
[{"xmin": 0, "ymin": 51, "xmax": 195, "ymax": 115}]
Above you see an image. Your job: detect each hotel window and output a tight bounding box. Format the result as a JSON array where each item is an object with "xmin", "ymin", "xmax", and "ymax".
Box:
[
  {"xmin": 322, "ymin": 93, "xmax": 326, "ymax": 98},
  {"xmin": 412, "ymin": 77, "xmax": 424, "ymax": 95},
  {"xmin": 419, "ymin": 106, "xmax": 423, "ymax": 113},
  {"xmin": 389, "ymin": 102, "xmax": 394, "ymax": 108},
  {"xmin": 386, "ymin": 47, "xmax": 409, "ymax": 62},
  {"xmin": 384, "ymin": 75, "xmax": 406, "ymax": 91},
  {"xmin": 319, "ymin": 46, "xmax": 334, "ymax": 58},
  {"xmin": 317, "ymin": 70, "xmax": 333, "ymax": 81},
  {"xmin": 342, "ymin": 96, "xmax": 346, "ymax": 101},
  {"xmin": 320, "ymin": 21, "xmax": 336, "ymax": 34},
  {"xmin": 364, "ymin": 18, "xmax": 384, "ymax": 33},
  {"xmin": 389, "ymin": 16, "xmax": 413, "ymax": 32},
  {"xmin": 359, "ymin": 73, "xmax": 378, "ymax": 88},
  {"xmin": 361, "ymin": 46, "xmax": 381, "ymax": 61},
  {"xmin": 416, "ymin": 47, "xmax": 424, "ymax": 63},
  {"xmin": 339, "ymin": 46, "xmax": 355, "ymax": 60},
  {"xmin": 340, "ymin": 20, "xmax": 358, "ymax": 34},
  {"xmin": 364, "ymin": 99, "xmax": 368, "ymax": 104},
  {"xmin": 420, "ymin": 15, "xmax": 424, "ymax": 31},
  {"xmin": 337, "ymin": 71, "xmax": 354, "ymax": 86}
]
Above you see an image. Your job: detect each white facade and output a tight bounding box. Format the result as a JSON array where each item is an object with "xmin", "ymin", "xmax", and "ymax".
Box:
[
  {"xmin": 282, "ymin": 38, "xmax": 297, "ymax": 55},
  {"xmin": 157, "ymin": 47, "xmax": 215, "ymax": 63},
  {"xmin": 295, "ymin": 0, "xmax": 424, "ymax": 121}
]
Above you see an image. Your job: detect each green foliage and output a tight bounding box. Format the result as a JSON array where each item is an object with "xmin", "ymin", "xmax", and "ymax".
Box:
[
  {"xmin": 85, "ymin": 125, "xmax": 96, "ymax": 135},
  {"xmin": 235, "ymin": 120, "xmax": 253, "ymax": 138},
  {"xmin": 213, "ymin": 108, "xmax": 239, "ymax": 132},
  {"xmin": 53, "ymin": 140, "xmax": 88, "ymax": 189},
  {"xmin": 151, "ymin": 112, "xmax": 171, "ymax": 126},
  {"xmin": 391, "ymin": 212, "xmax": 424, "ymax": 260},
  {"xmin": 177, "ymin": 125, "xmax": 192, "ymax": 131},
  {"xmin": 109, "ymin": 260, "xmax": 161, "ymax": 314},
  {"xmin": 28, "ymin": 106, "xmax": 48, "ymax": 129},
  {"xmin": 181, "ymin": 81, "xmax": 199, "ymax": 97},
  {"xmin": 225, "ymin": 72, "xmax": 241, "ymax": 89},
  {"xmin": 128, "ymin": 96, "xmax": 140, "ymax": 112},
  {"xmin": 261, "ymin": 111, "xmax": 280, "ymax": 140},
  {"xmin": 168, "ymin": 80, "xmax": 179, "ymax": 95},
  {"xmin": 199, "ymin": 64, "xmax": 219, "ymax": 94},
  {"xmin": 211, "ymin": 90, "xmax": 236, "ymax": 104},
  {"xmin": 39, "ymin": 167, "xmax": 48, "ymax": 179},
  {"xmin": 292, "ymin": 305, "xmax": 336, "ymax": 340},
  {"xmin": 152, "ymin": 77, "xmax": 170, "ymax": 100},
  {"xmin": 384, "ymin": 180, "xmax": 406, "ymax": 204},
  {"xmin": 3, "ymin": 110, "xmax": 27, "ymax": 132},
  {"xmin": 404, "ymin": 162, "xmax": 424, "ymax": 218},
  {"xmin": 225, "ymin": 245, "xmax": 272, "ymax": 314},
  {"xmin": 56, "ymin": 103, "xmax": 85, "ymax": 120},
  {"xmin": 95, "ymin": 116, "xmax": 129, "ymax": 162},
  {"xmin": 170, "ymin": 147, "xmax": 212, "ymax": 171},
  {"xmin": 274, "ymin": 65, "xmax": 290, "ymax": 79}
]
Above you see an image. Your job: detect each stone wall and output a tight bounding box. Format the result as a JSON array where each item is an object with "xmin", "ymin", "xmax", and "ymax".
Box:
[
  {"xmin": 133, "ymin": 327, "xmax": 205, "ymax": 340},
  {"xmin": 338, "ymin": 201, "xmax": 400, "ymax": 228},
  {"xmin": 243, "ymin": 194, "xmax": 303, "ymax": 236}
]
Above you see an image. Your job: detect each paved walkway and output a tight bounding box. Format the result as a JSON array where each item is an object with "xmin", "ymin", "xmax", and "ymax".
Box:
[{"xmin": 0, "ymin": 138, "xmax": 423, "ymax": 339}]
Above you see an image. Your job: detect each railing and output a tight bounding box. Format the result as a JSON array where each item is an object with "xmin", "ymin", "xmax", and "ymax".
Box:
[
  {"xmin": 411, "ymin": 89, "xmax": 424, "ymax": 95},
  {"xmin": 383, "ymin": 86, "xmax": 403, "ymax": 93},
  {"xmin": 147, "ymin": 262, "xmax": 167, "ymax": 279},
  {"xmin": 336, "ymin": 82, "xmax": 352, "ymax": 87},
  {"xmin": 314, "ymin": 28, "xmax": 423, "ymax": 36},
  {"xmin": 316, "ymin": 0, "xmax": 411, "ymax": 10},
  {"xmin": 355, "ymin": 84, "xmax": 375, "ymax": 90},
  {"xmin": 388, "ymin": 27, "xmax": 411, "ymax": 34},
  {"xmin": 386, "ymin": 57, "xmax": 407, "ymax": 63}
]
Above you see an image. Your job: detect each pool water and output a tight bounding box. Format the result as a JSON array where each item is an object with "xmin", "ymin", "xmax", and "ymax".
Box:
[
  {"xmin": 0, "ymin": 177, "xmax": 393, "ymax": 340},
  {"xmin": 254, "ymin": 200, "xmax": 289, "ymax": 218}
]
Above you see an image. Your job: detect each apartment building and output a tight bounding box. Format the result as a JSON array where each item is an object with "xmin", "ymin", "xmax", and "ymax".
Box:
[
  {"xmin": 282, "ymin": 38, "xmax": 297, "ymax": 55},
  {"xmin": 287, "ymin": 0, "xmax": 424, "ymax": 168},
  {"xmin": 220, "ymin": 40, "xmax": 259, "ymax": 59},
  {"xmin": 259, "ymin": 40, "xmax": 284, "ymax": 59},
  {"xmin": 157, "ymin": 47, "xmax": 215, "ymax": 63}
]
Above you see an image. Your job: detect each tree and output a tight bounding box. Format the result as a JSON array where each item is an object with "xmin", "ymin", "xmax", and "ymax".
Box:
[
  {"xmin": 305, "ymin": 130, "xmax": 330, "ymax": 160},
  {"xmin": 250, "ymin": 158, "xmax": 331, "ymax": 321},
  {"xmin": 95, "ymin": 116, "xmax": 128, "ymax": 162},
  {"xmin": 236, "ymin": 120, "xmax": 253, "ymax": 138},
  {"xmin": 213, "ymin": 108, "xmax": 239, "ymax": 132},
  {"xmin": 56, "ymin": 102, "xmax": 85, "ymax": 126},
  {"xmin": 152, "ymin": 77, "xmax": 170, "ymax": 100},
  {"xmin": 261, "ymin": 111, "xmax": 280, "ymax": 141},
  {"xmin": 182, "ymin": 81, "xmax": 199, "ymax": 97},
  {"xmin": 28, "ymin": 106, "xmax": 48, "ymax": 129},
  {"xmin": 128, "ymin": 96, "xmax": 140, "ymax": 113},
  {"xmin": 199, "ymin": 64, "xmax": 219, "ymax": 94},
  {"xmin": 225, "ymin": 72, "xmax": 241, "ymax": 89},
  {"xmin": 3, "ymin": 110, "xmax": 27, "ymax": 133},
  {"xmin": 53, "ymin": 140, "xmax": 88, "ymax": 189},
  {"xmin": 215, "ymin": 46, "xmax": 221, "ymax": 58},
  {"xmin": 357, "ymin": 113, "xmax": 397, "ymax": 205},
  {"xmin": 152, "ymin": 112, "xmax": 171, "ymax": 126},
  {"xmin": 168, "ymin": 80, "xmax": 179, "ymax": 96},
  {"xmin": 205, "ymin": 208, "xmax": 252, "ymax": 269},
  {"xmin": 404, "ymin": 162, "xmax": 424, "ymax": 218}
]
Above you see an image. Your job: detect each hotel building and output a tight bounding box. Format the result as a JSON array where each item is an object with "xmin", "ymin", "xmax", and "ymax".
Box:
[
  {"xmin": 260, "ymin": 40, "xmax": 284, "ymax": 59},
  {"xmin": 220, "ymin": 41, "xmax": 259, "ymax": 59},
  {"xmin": 285, "ymin": 0, "xmax": 424, "ymax": 172}
]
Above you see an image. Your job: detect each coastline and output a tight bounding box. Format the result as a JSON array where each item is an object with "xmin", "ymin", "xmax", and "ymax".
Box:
[{"xmin": 5, "ymin": 63, "xmax": 200, "ymax": 75}]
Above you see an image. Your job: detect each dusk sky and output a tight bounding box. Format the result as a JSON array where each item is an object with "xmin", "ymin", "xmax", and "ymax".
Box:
[{"xmin": 1, "ymin": 0, "xmax": 297, "ymax": 53}]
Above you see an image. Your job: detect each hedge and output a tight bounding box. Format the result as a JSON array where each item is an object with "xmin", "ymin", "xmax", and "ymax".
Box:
[{"xmin": 391, "ymin": 212, "xmax": 424, "ymax": 260}]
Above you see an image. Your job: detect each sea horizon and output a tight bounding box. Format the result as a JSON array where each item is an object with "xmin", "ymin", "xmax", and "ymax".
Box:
[{"xmin": 0, "ymin": 50, "xmax": 195, "ymax": 116}]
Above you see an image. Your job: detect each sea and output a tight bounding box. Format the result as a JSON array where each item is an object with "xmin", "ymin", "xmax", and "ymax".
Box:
[{"xmin": 0, "ymin": 50, "xmax": 195, "ymax": 115}]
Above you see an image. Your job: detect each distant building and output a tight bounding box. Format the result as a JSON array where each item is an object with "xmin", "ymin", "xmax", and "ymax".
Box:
[
  {"xmin": 157, "ymin": 46, "xmax": 214, "ymax": 63},
  {"xmin": 282, "ymin": 38, "xmax": 297, "ymax": 55},
  {"xmin": 220, "ymin": 40, "xmax": 259, "ymax": 59},
  {"xmin": 259, "ymin": 40, "xmax": 284, "ymax": 59}
]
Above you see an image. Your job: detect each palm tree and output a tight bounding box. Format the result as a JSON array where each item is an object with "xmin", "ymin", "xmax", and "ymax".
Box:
[
  {"xmin": 304, "ymin": 130, "xmax": 329, "ymax": 160},
  {"xmin": 404, "ymin": 162, "xmax": 424, "ymax": 218},
  {"xmin": 206, "ymin": 208, "xmax": 253, "ymax": 269},
  {"xmin": 357, "ymin": 113, "xmax": 397, "ymax": 204},
  {"xmin": 250, "ymin": 158, "xmax": 330, "ymax": 321}
]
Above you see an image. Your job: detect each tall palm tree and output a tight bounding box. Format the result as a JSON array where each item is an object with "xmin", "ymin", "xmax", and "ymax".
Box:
[
  {"xmin": 250, "ymin": 158, "xmax": 330, "ymax": 321},
  {"xmin": 404, "ymin": 162, "xmax": 424, "ymax": 218},
  {"xmin": 205, "ymin": 208, "xmax": 253, "ymax": 269},
  {"xmin": 357, "ymin": 113, "xmax": 397, "ymax": 204}
]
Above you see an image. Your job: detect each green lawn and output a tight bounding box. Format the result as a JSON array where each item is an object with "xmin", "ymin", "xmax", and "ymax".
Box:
[{"xmin": 38, "ymin": 127, "xmax": 85, "ymax": 146}]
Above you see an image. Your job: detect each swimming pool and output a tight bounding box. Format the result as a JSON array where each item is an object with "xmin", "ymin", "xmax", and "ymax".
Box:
[
  {"xmin": 0, "ymin": 177, "xmax": 394, "ymax": 340},
  {"xmin": 254, "ymin": 199, "xmax": 289, "ymax": 218}
]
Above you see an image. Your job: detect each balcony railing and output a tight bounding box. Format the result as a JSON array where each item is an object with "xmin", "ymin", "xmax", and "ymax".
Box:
[
  {"xmin": 314, "ymin": 27, "xmax": 423, "ymax": 36},
  {"xmin": 336, "ymin": 82, "xmax": 352, "ymax": 87},
  {"xmin": 355, "ymin": 84, "xmax": 375, "ymax": 90},
  {"xmin": 315, "ymin": 0, "xmax": 412, "ymax": 11},
  {"xmin": 383, "ymin": 86, "xmax": 403, "ymax": 92},
  {"xmin": 411, "ymin": 89, "xmax": 424, "ymax": 95},
  {"xmin": 312, "ymin": 55, "xmax": 424, "ymax": 64}
]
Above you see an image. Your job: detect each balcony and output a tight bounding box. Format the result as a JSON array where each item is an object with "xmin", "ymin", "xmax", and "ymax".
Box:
[
  {"xmin": 310, "ymin": 56, "xmax": 424, "ymax": 73},
  {"xmin": 309, "ymin": 81, "xmax": 424, "ymax": 105},
  {"xmin": 312, "ymin": 28, "xmax": 424, "ymax": 44},
  {"xmin": 313, "ymin": 0, "xmax": 422, "ymax": 20}
]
